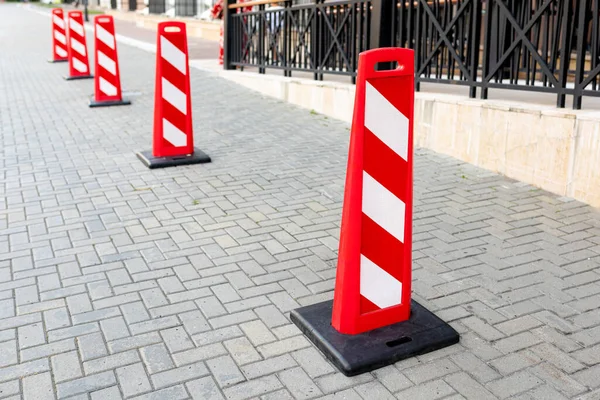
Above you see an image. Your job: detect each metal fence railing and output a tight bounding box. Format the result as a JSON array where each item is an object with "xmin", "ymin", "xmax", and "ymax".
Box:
[
  {"xmin": 146, "ymin": 0, "xmax": 217, "ymax": 18},
  {"xmin": 224, "ymin": 0, "xmax": 600, "ymax": 109}
]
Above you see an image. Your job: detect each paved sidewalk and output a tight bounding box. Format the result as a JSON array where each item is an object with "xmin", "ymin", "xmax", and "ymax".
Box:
[{"xmin": 2, "ymin": 4, "xmax": 600, "ymax": 400}]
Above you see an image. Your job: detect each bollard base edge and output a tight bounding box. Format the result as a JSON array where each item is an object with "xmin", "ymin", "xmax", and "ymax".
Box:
[
  {"xmin": 89, "ymin": 98, "xmax": 132, "ymax": 108},
  {"xmin": 48, "ymin": 59, "xmax": 68, "ymax": 63},
  {"xmin": 290, "ymin": 300, "xmax": 459, "ymax": 377},
  {"xmin": 136, "ymin": 148, "xmax": 211, "ymax": 169},
  {"xmin": 64, "ymin": 75, "xmax": 94, "ymax": 81}
]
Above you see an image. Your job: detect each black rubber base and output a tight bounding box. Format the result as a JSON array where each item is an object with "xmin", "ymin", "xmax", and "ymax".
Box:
[
  {"xmin": 89, "ymin": 98, "xmax": 132, "ymax": 108},
  {"xmin": 48, "ymin": 59, "xmax": 68, "ymax": 63},
  {"xmin": 64, "ymin": 75, "xmax": 94, "ymax": 81},
  {"xmin": 290, "ymin": 300, "xmax": 460, "ymax": 376},
  {"xmin": 136, "ymin": 148, "xmax": 211, "ymax": 169}
]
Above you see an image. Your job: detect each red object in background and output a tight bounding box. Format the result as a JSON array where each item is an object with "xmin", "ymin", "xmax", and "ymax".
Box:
[
  {"xmin": 91, "ymin": 15, "xmax": 129, "ymax": 106},
  {"xmin": 152, "ymin": 21, "xmax": 194, "ymax": 158},
  {"xmin": 65, "ymin": 10, "xmax": 92, "ymax": 79},
  {"xmin": 212, "ymin": 0, "xmax": 253, "ymax": 65},
  {"xmin": 50, "ymin": 8, "xmax": 68, "ymax": 62},
  {"xmin": 331, "ymin": 48, "xmax": 415, "ymax": 335}
]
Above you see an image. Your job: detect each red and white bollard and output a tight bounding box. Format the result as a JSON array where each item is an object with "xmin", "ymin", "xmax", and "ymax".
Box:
[
  {"xmin": 136, "ymin": 22, "xmax": 211, "ymax": 169},
  {"xmin": 49, "ymin": 8, "xmax": 68, "ymax": 63},
  {"xmin": 90, "ymin": 15, "xmax": 130, "ymax": 107},
  {"xmin": 290, "ymin": 48, "xmax": 459, "ymax": 377},
  {"xmin": 64, "ymin": 10, "xmax": 93, "ymax": 80}
]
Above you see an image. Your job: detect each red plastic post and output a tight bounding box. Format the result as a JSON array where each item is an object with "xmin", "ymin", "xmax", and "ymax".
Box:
[
  {"xmin": 331, "ymin": 48, "xmax": 415, "ymax": 335},
  {"xmin": 50, "ymin": 9, "xmax": 68, "ymax": 62},
  {"xmin": 152, "ymin": 22, "xmax": 194, "ymax": 158},
  {"xmin": 93, "ymin": 15, "xmax": 124, "ymax": 104},
  {"xmin": 66, "ymin": 10, "xmax": 92, "ymax": 78}
]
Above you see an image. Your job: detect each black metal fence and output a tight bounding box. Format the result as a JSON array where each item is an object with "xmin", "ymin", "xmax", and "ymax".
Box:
[
  {"xmin": 147, "ymin": 0, "xmax": 215, "ymax": 17},
  {"xmin": 224, "ymin": 0, "xmax": 600, "ymax": 109}
]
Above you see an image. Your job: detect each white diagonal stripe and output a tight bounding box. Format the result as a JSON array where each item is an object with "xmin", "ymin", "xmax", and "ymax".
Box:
[
  {"xmin": 54, "ymin": 31, "xmax": 66, "ymax": 45},
  {"xmin": 55, "ymin": 46, "xmax": 67, "ymax": 58},
  {"xmin": 365, "ymin": 82, "xmax": 409, "ymax": 161},
  {"xmin": 97, "ymin": 51, "xmax": 116, "ymax": 75},
  {"xmin": 72, "ymin": 58, "xmax": 88, "ymax": 73},
  {"xmin": 53, "ymin": 15, "xmax": 64, "ymax": 30},
  {"xmin": 69, "ymin": 17, "xmax": 84, "ymax": 37},
  {"xmin": 99, "ymin": 77, "xmax": 117, "ymax": 97},
  {"xmin": 96, "ymin": 24, "xmax": 115, "ymax": 50},
  {"xmin": 360, "ymin": 254, "xmax": 402, "ymax": 309},
  {"xmin": 161, "ymin": 77, "xmax": 187, "ymax": 115},
  {"xmin": 160, "ymin": 36, "xmax": 186, "ymax": 75},
  {"xmin": 163, "ymin": 119, "xmax": 187, "ymax": 147},
  {"xmin": 362, "ymin": 171, "xmax": 405, "ymax": 243},
  {"xmin": 70, "ymin": 38, "xmax": 86, "ymax": 57}
]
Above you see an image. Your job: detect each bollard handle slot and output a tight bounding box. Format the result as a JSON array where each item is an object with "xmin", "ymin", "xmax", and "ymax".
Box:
[
  {"xmin": 158, "ymin": 21, "xmax": 186, "ymax": 35},
  {"xmin": 98, "ymin": 17, "xmax": 111, "ymax": 23},
  {"xmin": 359, "ymin": 47, "xmax": 414, "ymax": 79},
  {"xmin": 373, "ymin": 61, "xmax": 406, "ymax": 72}
]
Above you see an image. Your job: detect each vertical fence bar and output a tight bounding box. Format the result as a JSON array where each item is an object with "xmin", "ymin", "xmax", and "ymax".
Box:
[
  {"xmin": 370, "ymin": 0, "xmax": 394, "ymax": 70},
  {"xmin": 573, "ymin": 0, "xmax": 589, "ymax": 109},
  {"xmin": 224, "ymin": 0, "xmax": 236, "ymax": 70},
  {"xmin": 469, "ymin": 0, "xmax": 482, "ymax": 98}
]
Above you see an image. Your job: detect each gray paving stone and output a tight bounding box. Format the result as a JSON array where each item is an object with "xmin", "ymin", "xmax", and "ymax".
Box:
[
  {"xmin": 224, "ymin": 337, "xmax": 262, "ymax": 366},
  {"xmin": 278, "ymin": 367, "xmax": 323, "ymax": 399},
  {"xmin": 449, "ymin": 352, "xmax": 500, "ymax": 383},
  {"xmin": 403, "ymin": 358, "xmax": 460, "ymax": 385},
  {"xmin": 394, "ymin": 379, "xmax": 456, "ymax": 399},
  {"xmin": 186, "ymin": 377, "xmax": 225, "ymax": 400},
  {"xmin": 100, "ymin": 317, "xmax": 130, "ymax": 342},
  {"xmin": 77, "ymin": 332, "xmax": 108, "ymax": 361},
  {"xmin": 207, "ymin": 355, "xmax": 245, "ymax": 388},
  {"xmin": 151, "ymin": 361, "xmax": 209, "ymax": 389},
  {"xmin": 161, "ymin": 326, "xmax": 194, "ymax": 353},
  {"xmin": 0, "ymin": 381, "xmax": 20, "ymax": 399},
  {"xmin": 22, "ymin": 371, "xmax": 54, "ymax": 400},
  {"xmin": 140, "ymin": 343, "xmax": 174, "ymax": 374},
  {"xmin": 0, "ymin": 300, "xmax": 15, "ymax": 319},
  {"xmin": 44, "ymin": 307, "xmax": 71, "ymax": 332},
  {"xmin": 139, "ymin": 289, "xmax": 168, "ymax": 310},
  {"xmin": 84, "ymin": 350, "xmax": 141, "ymax": 375},
  {"xmin": 445, "ymin": 372, "xmax": 498, "ymax": 400},
  {"xmin": 487, "ymin": 370, "xmax": 544, "ymax": 399},
  {"xmin": 239, "ymin": 354, "xmax": 297, "ymax": 380},
  {"xmin": 90, "ymin": 386, "xmax": 123, "ymax": 400},
  {"xmin": 354, "ymin": 381, "xmax": 396, "ymax": 400},
  {"xmin": 172, "ymin": 343, "xmax": 228, "ymax": 367},
  {"xmin": 530, "ymin": 363, "xmax": 587, "ymax": 397},
  {"xmin": 179, "ymin": 310, "xmax": 211, "ymax": 335},
  {"xmin": 18, "ymin": 323, "xmax": 46, "ymax": 349},
  {"xmin": 129, "ymin": 316, "xmax": 180, "ymax": 336},
  {"xmin": 239, "ymin": 320, "xmax": 277, "ymax": 346},
  {"xmin": 256, "ymin": 336, "xmax": 311, "ymax": 359},
  {"xmin": 315, "ymin": 373, "xmax": 373, "ymax": 395},
  {"xmin": 129, "ymin": 385, "xmax": 188, "ymax": 400},
  {"xmin": 223, "ymin": 376, "xmax": 283, "ymax": 400},
  {"xmin": 20, "ymin": 338, "xmax": 76, "ymax": 362},
  {"xmin": 56, "ymin": 371, "xmax": 117, "ymax": 399},
  {"xmin": 116, "ymin": 363, "xmax": 152, "ymax": 398},
  {"xmin": 49, "ymin": 323, "xmax": 99, "ymax": 343},
  {"xmin": 52, "ymin": 351, "xmax": 83, "ymax": 383},
  {"xmin": 107, "ymin": 333, "xmax": 163, "ymax": 354},
  {"xmin": 254, "ymin": 305, "xmax": 288, "ymax": 328},
  {"xmin": 66, "ymin": 294, "xmax": 93, "ymax": 315},
  {"xmin": 0, "ymin": 340, "xmax": 17, "ymax": 368}
]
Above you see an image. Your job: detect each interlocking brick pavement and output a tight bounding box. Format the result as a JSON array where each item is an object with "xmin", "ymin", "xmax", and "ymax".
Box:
[{"xmin": 2, "ymin": 3, "xmax": 600, "ymax": 399}]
